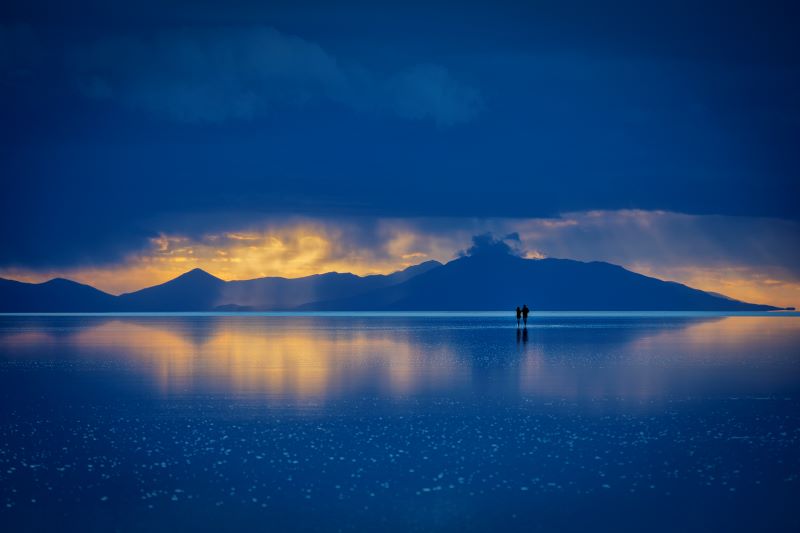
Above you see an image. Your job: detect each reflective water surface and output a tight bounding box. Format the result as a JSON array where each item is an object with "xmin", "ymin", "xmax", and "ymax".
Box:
[{"xmin": 1, "ymin": 314, "xmax": 799, "ymax": 531}]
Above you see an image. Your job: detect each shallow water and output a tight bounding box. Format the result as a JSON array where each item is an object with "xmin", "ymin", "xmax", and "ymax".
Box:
[{"xmin": 1, "ymin": 314, "xmax": 799, "ymax": 531}]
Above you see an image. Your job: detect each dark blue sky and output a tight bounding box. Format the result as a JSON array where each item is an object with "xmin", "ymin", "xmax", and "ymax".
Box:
[{"xmin": 1, "ymin": 1, "xmax": 799, "ymax": 277}]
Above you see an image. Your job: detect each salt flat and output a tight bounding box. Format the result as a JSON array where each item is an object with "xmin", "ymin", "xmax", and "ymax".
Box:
[{"xmin": 1, "ymin": 314, "xmax": 798, "ymax": 531}]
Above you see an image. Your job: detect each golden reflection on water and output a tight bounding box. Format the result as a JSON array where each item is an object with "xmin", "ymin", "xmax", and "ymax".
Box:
[
  {"xmin": 1, "ymin": 317, "xmax": 798, "ymax": 403},
  {"xmin": 66, "ymin": 320, "xmax": 464, "ymax": 399}
]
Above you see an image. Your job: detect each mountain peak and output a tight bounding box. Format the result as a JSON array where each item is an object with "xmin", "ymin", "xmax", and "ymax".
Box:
[
  {"xmin": 43, "ymin": 277, "xmax": 77, "ymax": 285},
  {"xmin": 175, "ymin": 268, "xmax": 223, "ymax": 283},
  {"xmin": 412, "ymin": 259, "xmax": 443, "ymax": 269},
  {"xmin": 41, "ymin": 277, "xmax": 105, "ymax": 291},
  {"xmin": 376, "ymin": 260, "xmax": 444, "ymax": 286}
]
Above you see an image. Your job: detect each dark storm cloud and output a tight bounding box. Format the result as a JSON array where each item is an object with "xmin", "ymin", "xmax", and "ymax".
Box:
[
  {"xmin": 459, "ymin": 233, "xmax": 523, "ymax": 258},
  {"xmin": 67, "ymin": 26, "xmax": 481, "ymax": 125},
  {"xmin": 514, "ymin": 212, "xmax": 800, "ymax": 280},
  {"xmin": 386, "ymin": 65, "xmax": 482, "ymax": 126},
  {"xmin": 0, "ymin": 23, "xmax": 38, "ymax": 70},
  {"xmin": 0, "ymin": 0, "xmax": 798, "ymax": 269}
]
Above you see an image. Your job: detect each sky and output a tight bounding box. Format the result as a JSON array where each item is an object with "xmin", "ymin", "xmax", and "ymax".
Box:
[{"xmin": 1, "ymin": 1, "xmax": 798, "ymax": 306}]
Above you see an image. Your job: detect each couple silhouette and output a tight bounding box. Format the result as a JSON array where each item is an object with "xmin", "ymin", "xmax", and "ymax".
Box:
[{"xmin": 515, "ymin": 304, "xmax": 530, "ymax": 328}]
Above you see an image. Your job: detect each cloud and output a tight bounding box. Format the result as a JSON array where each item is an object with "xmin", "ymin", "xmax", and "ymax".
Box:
[
  {"xmin": 387, "ymin": 64, "xmax": 483, "ymax": 126},
  {"xmin": 0, "ymin": 219, "xmax": 450, "ymax": 294},
  {"xmin": 512, "ymin": 210, "xmax": 800, "ymax": 276},
  {"xmin": 459, "ymin": 232, "xmax": 522, "ymax": 257},
  {"xmin": 68, "ymin": 27, "xmax": 345, "ymax": 122},
  {"xmin": 66, "ymin": 26, "xmax": 481, "ymax": 125},
  {"xmin": 0, "ymin": 23, "xmax": 41, "ymax": 79}
]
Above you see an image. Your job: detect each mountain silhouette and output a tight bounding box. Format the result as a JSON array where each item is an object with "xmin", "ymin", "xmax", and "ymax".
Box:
[
  {"xmin": 117, "ymin": 268, "xmax": 226, "ymax": 311},
  {"xmin": 0, "ymin": 256, "xmax": 785, "ymax": 312},
  {"xmin": 0, "ymin": 261, "xmax": 444, "ymax": 312},
  {"xmin": 300, "ymin": 253, "xmax": 781, "ymax": 311},
  {"xmin": 220, "ymin": 260, "xmax": 442, "ymax": 310},
  {"xmin": 0, "ymin": 277, "xmax": 117, "ymax": 312}
]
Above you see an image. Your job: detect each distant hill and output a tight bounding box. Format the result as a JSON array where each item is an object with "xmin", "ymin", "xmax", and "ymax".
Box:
[
  {"xmin": 0, "ymin": 277, "xmax": 117, "ymax": 312},
  {"xmin": 0, "ymin": 261, "xmax": 444, "ymax": 312},
  {"xmin": 220, "ymin": 260, "xmax": 442, "ymax": 310},
  {"xmin": 0, "ymin": 255, "xmax": 783, "ymax": 312},
  {"xmin": 299, "ymin": 253, "xmax": 781, "ymax": 311},
  {"xmin": 117, "ymin": 268, "xmax": 226, "ymax": 311}
]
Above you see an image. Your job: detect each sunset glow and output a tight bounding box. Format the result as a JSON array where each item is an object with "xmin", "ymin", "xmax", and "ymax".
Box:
[{"xmin": 2, "ymin": 211, "xmax": 798, "ymax": 307}]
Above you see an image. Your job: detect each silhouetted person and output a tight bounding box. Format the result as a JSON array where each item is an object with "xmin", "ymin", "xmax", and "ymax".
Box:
[
  {"xmin": 522, "ymin": 304, "xmax": 530, "ymax": 327},
  {"xmin": 515, "ymin": 306, "xmax": 521, "ymax": 328}
]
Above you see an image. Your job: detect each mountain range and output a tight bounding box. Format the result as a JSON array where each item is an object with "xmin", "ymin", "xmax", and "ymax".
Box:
[{"xmin": 0, "ymin": 253, "xmax": 787, "ymax": 312}]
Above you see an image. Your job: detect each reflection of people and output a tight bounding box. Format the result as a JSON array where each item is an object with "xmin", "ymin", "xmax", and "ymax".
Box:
[
  {"xmin": 522, "ymin": 304, "xmax": 530, "ymax": 327},
  {"xmin": 516, "ymin": 306, "xmax": 522, "ymax": 328},
  {"xmin": 516, "ymin": 328, "xmax": 521, "ymax": 344},
  {"xmin": 522, "ymin": 328, "xmax": 528, "ymax": 343}
]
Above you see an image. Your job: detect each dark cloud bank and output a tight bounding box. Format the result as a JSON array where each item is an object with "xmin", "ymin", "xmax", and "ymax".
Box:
[{"xmin": 1, "ymin": 1, "xmax": 798, "ymax": 272}]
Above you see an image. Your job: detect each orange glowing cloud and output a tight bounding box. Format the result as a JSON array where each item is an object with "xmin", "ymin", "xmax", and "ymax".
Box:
[
  {"xmin": 0, "ymin": 222, "xmax": 456, "ymax": 294},
  {"xmin": 628, "ymin": 264, "xmax": 800, "ymax": 310}
]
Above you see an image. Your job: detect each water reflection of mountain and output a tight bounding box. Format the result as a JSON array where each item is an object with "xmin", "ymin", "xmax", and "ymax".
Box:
[{"xmin": 1, "ymin": 316, "xmax": 798, "ymax": 407}]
